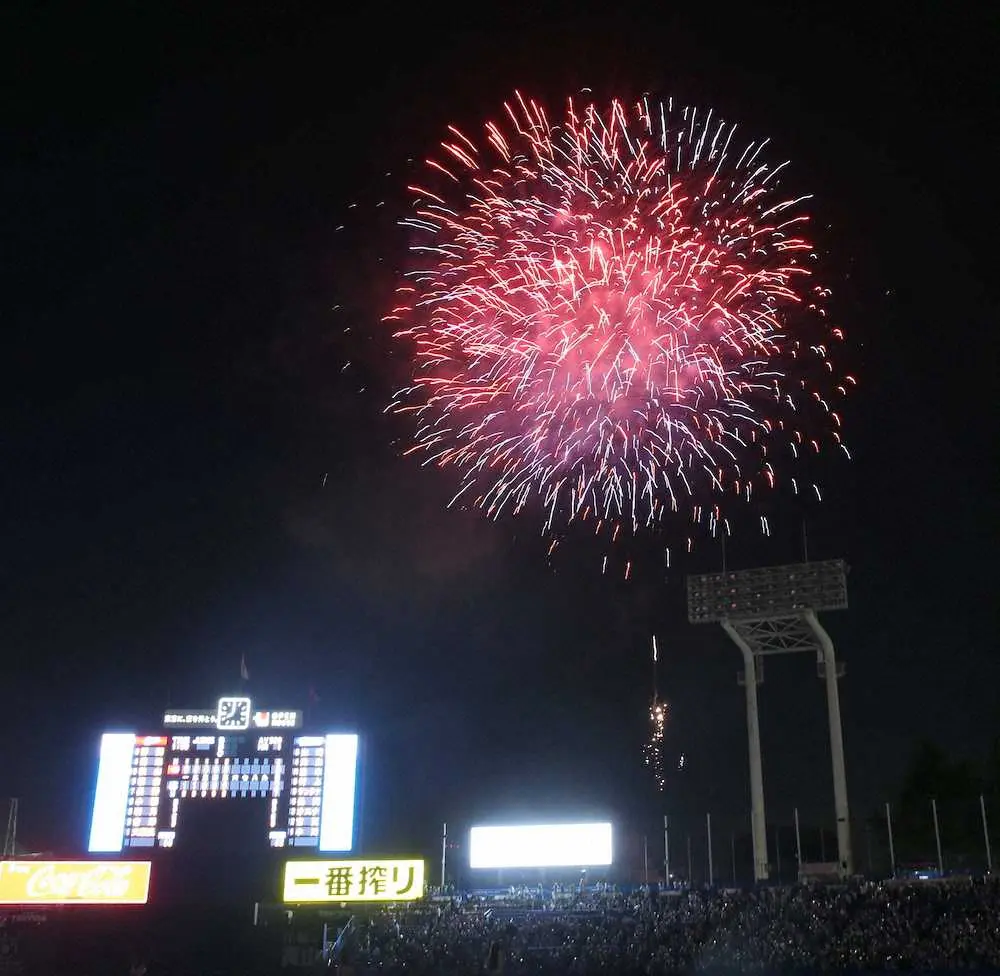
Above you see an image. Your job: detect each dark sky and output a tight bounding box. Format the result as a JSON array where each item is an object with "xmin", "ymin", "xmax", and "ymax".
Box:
[{"xmin": 2, "ymin": 2, "xmax": 997, "ymax": 872}]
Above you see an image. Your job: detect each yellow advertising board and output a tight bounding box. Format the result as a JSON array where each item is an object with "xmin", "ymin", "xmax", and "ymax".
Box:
[
  {"xmin": 283, "ymin": 859, "xmax": 424, "ymax": 903},
  {"xmin": 0, "ymin": 860, "xmax": 151, "ymax": 905}
]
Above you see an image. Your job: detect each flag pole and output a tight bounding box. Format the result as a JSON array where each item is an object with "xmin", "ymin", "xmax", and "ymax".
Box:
[
  {"xmin": 981, "ymin": 794, "xmax": 994, "ymax": 874},
  {"xmin": 885, "ymin": 802, "xmax": 896, "ymax": 877},
  {"xmin": 441, "ymin": 822, "xmax": 448, "ymax": 892}
]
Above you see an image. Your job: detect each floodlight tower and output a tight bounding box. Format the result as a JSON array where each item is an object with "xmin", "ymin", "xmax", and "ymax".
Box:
[{"xmin": 687, "ymin": 559, "xmax": 852, "ymax": 881}]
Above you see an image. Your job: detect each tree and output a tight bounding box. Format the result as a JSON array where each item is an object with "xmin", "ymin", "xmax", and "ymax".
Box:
[{"xmin": 892, "ymin": 740, "xmax": 982, "ymax": 870}]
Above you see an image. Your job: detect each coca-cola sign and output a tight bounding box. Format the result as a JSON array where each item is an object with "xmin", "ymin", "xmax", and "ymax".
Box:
[{"xmin": 0, "ymin": 861, "xmax": 151, "ymax": 905}]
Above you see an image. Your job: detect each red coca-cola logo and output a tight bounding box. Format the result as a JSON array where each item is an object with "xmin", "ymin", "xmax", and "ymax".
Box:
[{"xmin": 25, "ymin": 864, "xmax": 134, "ymax": 900}]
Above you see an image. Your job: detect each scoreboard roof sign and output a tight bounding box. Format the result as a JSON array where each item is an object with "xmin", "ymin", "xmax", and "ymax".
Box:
[
  {"xmin": 283, "ymin": 859, "xmax": 425, "ymax": 903},
  {"xmin": 162, "ymin": 696, "xmax": 302, "ymax": 731},
  {"xmin": 0, "ymin": 861, "xmax": 151, "ymax": 905}
]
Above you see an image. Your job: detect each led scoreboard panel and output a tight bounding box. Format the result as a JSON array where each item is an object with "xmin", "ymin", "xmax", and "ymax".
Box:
[{"xmin": 88, "ymin": 697, "xmax": 359, "ymax": 854}]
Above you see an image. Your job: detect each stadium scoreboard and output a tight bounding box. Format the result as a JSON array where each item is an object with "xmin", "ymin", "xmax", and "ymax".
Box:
[{"xmin": 88, "ymin": 696, "xmax": 359, "ymax": 854}]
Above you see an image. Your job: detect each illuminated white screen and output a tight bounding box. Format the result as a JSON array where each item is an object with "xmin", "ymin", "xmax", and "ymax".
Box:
[
  {"xmin": 469, "ymin": 822, "xmax": 613, "ymax": 869},
  {"xmin": 87, "ymin": 733, "xmax": 136, "ymax": 853},
  {"xmin": 318, "ymin": 734, "xmax": 358, "ymax": 852}
]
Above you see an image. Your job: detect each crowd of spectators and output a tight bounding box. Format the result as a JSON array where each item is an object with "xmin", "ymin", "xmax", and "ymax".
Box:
[{"xmin": 337, "ymin": 879, "xmax": 1000, "ymax": 973}]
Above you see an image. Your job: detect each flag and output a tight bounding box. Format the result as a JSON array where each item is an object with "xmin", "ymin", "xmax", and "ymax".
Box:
[
  {"xmin": 240, "ymin": 654, "xmax": 249, "ymax": 682},
  {"xmin": 308, "ymin": 686, "xmax": 320, "ymax": 705}
]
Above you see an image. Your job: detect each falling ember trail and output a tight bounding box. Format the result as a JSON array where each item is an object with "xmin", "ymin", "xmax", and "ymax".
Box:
[
  {"xmin": 645, "ymin": 635, "xmax": 667, "ymax": 792},
  {"xmin": 388, "ymin": 93, "xmax": 852, "ymax": 552}
]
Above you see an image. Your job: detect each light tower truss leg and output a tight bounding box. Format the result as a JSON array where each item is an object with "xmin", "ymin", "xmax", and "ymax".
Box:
[
  {"xmin": 722, "ymin": 623, "xmax": 769, "ymax": 882},
  {"xmin": 720, "ymin": 612, "xmax": 853, "ymax": 881},
  {"xmin": 687, "ymin": 561, "xmax": 851, "ymax": 883},
  {"xmin": 804, "ymin": 610, "xmax": 853, "ymax": 877}
]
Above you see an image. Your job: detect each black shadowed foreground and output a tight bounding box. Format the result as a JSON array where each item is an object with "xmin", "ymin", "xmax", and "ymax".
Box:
[{"xmin": 5, "ymin": 879, "xmax": 1000, "ymax": 974}]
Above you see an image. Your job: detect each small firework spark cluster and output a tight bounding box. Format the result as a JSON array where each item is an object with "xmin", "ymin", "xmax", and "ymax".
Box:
[
  {"xmin": 645, "ymin": 697, "xmax": 668, "ymax": 792},
  {"xmin": 643, "ymin": 634, "xmax": 669, "ymax": 792},
  {"xmin": 387, "ymin": 92, "xmax": 852, "ymax": 563}
]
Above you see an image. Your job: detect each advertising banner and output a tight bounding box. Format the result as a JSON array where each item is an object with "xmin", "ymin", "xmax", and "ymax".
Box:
[
  {"xmin": 0, "ymin": 861, "xmax": 151, "ymax": 905},
  {"xmin": 283, "ymin": 859, "xmax": 424, "ymax": 903}
]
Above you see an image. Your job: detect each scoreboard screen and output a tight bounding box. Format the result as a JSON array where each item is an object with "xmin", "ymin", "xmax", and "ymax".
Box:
[{"xmin": 88, "ymin": 718, "xmax": 359, "ymax": 854}]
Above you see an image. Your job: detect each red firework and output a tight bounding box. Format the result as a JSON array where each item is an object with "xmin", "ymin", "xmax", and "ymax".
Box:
[{"xmin": 386, "ymin": 93, "xmax": 852, "ymax": 550}]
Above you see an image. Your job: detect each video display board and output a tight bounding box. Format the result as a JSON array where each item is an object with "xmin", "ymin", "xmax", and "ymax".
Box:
[
  {"xmin": 88, "ymin": 698, "xmax": 359, "ymax": 854},
  {"xmin": 469, "ymin": 822, "xmax": 614, "ymax": 869}
]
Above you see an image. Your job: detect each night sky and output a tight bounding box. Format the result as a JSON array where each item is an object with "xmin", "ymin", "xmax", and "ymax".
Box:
[{"xmin": 2, "ymin": 3, "xmax": 996, "ymax": 872}]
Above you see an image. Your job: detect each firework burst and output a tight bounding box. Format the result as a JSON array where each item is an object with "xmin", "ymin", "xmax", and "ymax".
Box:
[{"xmin": 387, "ymin": 92, "xmax": 852, "ymax": 555}]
